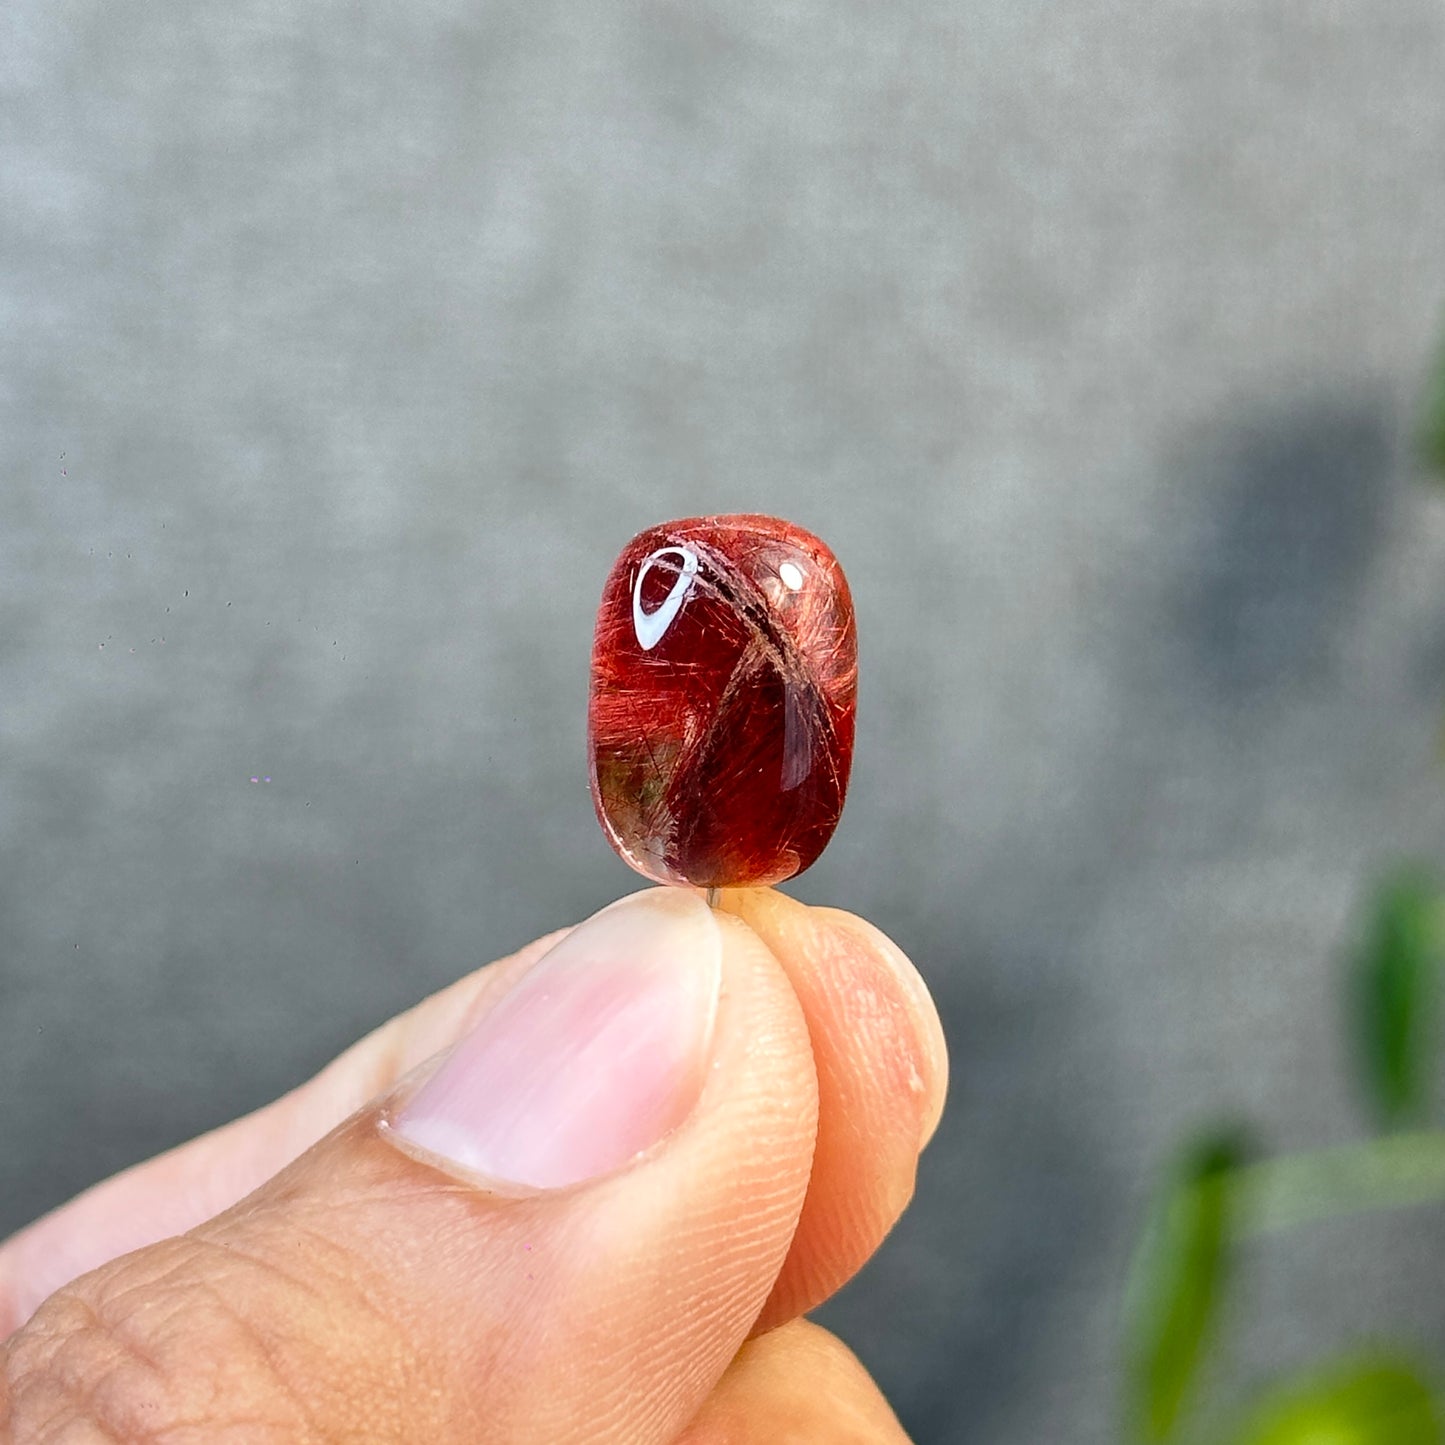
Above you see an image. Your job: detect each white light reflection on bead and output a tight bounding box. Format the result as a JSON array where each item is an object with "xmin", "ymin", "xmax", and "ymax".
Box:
[
  {"xmin": 633, "ymin": 545, "xmax": 700, "ymax": 651},
  {"xmin": 779, "ymin": 561, "xmax": 805, "ymax": 591}
]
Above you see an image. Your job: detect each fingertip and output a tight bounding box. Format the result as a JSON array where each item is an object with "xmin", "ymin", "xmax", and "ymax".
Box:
[
  {"xmin": 713, "ymin": 888, "xmax": 944, "ymax": 1329},
  {"xmin": 719, "ymin": 890, "xmax": 948, "ymax": 1155},
  {"xmin": 809, "ymin": 907, "xmax": 948, "ymax": 1152}
]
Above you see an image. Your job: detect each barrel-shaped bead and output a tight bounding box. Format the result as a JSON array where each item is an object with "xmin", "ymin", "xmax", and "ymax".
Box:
[{"xmin": 587, "ymin": 514, "xmax": 857, "ymax": 889}]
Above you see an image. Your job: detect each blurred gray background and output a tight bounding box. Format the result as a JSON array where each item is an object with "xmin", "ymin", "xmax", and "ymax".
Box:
[{"xmin": 6, "ymin": 3, "xmax": 1445, "ymax": 1440}]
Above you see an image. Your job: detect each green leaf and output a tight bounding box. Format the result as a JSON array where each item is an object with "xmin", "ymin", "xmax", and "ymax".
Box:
[
  {"xmin": 1420, "ymin": 334, "xmax": 1445, "ymax": 480},
  {"xmin": 1350, "ymin": 872, "xmax": 1445, "ymax": 1128},
  {"xmin": 1124, "ymin": 1129, "xmax": 1249, "ymax": 1443},
  {"xmin": 1228, "ymin": 1357, "xmax": 1439, "ymax": 1445}
]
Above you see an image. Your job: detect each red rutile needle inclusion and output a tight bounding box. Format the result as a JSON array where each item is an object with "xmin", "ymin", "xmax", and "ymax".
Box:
[{"xmin": 588, "ymin": 514, "xmax": 857, "ymax": 889}]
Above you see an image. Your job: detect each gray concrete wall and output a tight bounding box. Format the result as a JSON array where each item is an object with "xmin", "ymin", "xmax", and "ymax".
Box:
[{"xmin": 5, "ymin": 4, "xmax": 1445, "ymax": 1440}]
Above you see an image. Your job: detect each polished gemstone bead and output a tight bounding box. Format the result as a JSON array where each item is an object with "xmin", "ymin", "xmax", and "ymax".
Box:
[{"xmin": 588, "ymin": 514, "xmax": 857, "ymax": 889}]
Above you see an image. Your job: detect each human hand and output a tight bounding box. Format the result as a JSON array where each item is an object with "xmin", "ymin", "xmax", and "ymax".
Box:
[{"xmin": 0, "ymin": 888, "xmax": 947, "ymax": 1442}]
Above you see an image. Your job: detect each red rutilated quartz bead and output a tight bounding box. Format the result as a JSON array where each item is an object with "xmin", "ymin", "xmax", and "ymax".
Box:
[{"xmin": 588, "ymin": 514, "xmax": 857, "ymax": 889}]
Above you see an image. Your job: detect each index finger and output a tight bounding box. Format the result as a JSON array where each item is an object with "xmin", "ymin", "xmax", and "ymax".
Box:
[{"xmin": 718, "ymin": 889, "xmax": 947, "ymax": 1332}]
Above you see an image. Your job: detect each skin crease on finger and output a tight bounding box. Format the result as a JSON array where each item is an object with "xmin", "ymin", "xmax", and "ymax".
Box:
[{"xmin": 0, "ymin": 896, "xmax": 945, "ymax": 1441}]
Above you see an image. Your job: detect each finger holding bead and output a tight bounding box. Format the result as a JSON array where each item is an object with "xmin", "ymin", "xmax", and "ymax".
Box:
[{"xmin": 0, "ymin": 898, "xmax": 945, "ymax": 1348}]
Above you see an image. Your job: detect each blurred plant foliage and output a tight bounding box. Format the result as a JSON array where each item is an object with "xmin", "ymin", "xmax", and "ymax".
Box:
[
  {"xmin": 1123, "ymin": 874, "xmax": 1445, "ymax": 1444},
  {"xmin": 1124, "ymin": 1132, "xmax": 1249, "ymax": 1443},
  {"xmin": 1229, "ymin": 1360, "xmax": 1438, "ymax": 1445},
  {"xmin": 1352, "ymin": 873, "xmax": 1445, "ymax": 1128},
  {"xmin": 1119, "ymin": 353, "xmax": 1445, "ymax": 1443},
  {"xmin": 1422, "ymin": 336, "xmax": 1445, "ymax": 481}
]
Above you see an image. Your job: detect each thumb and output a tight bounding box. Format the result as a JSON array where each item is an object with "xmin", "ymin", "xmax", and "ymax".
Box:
[{"xmin": 2, "ymin": 891, "xmax": 819, "ymax": 1444}]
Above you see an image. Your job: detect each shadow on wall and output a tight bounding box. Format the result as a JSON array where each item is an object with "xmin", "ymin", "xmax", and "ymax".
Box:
[{"xmin": 1171, "ymin": 395, "xmax": 1395, "ymax": 702}]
